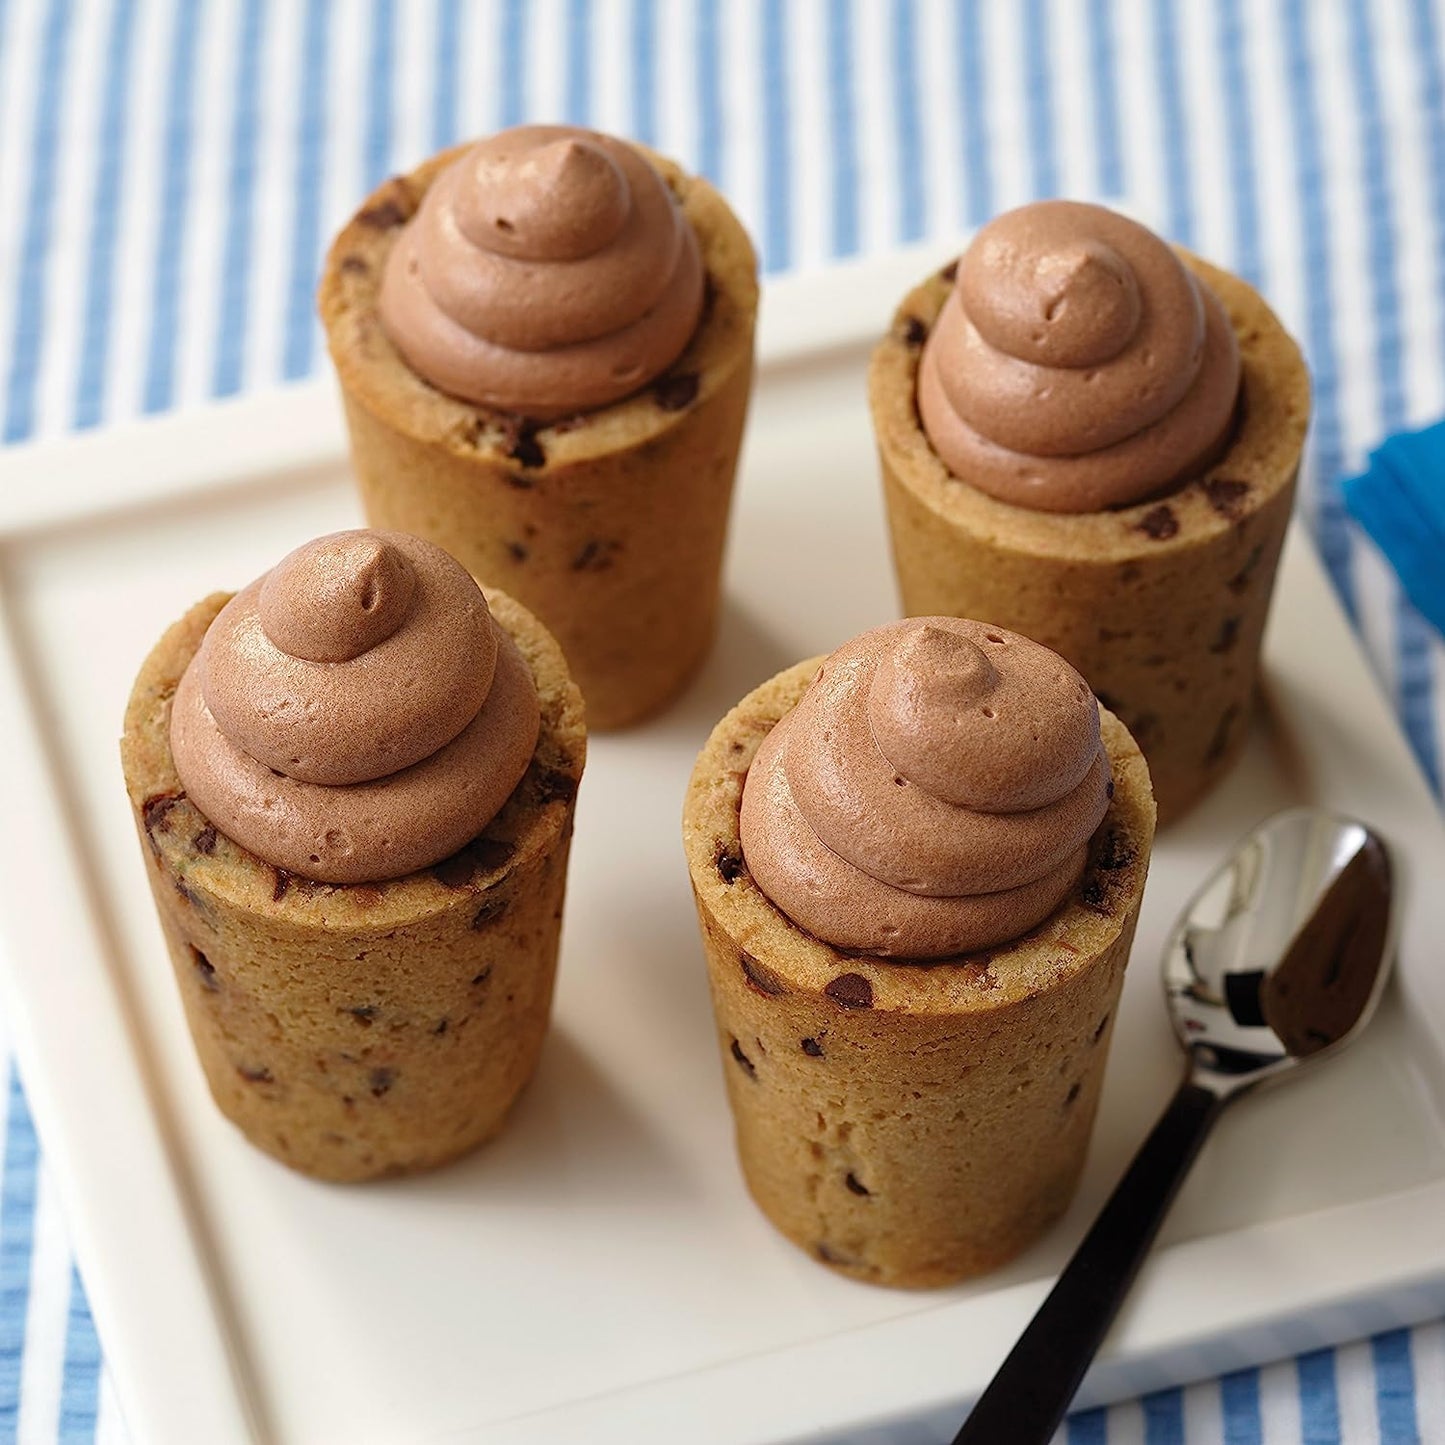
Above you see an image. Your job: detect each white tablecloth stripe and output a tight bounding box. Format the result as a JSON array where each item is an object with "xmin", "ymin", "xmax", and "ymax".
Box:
[{"xmin": 0, "ymin": 2, "xmax": 1441, "ymax": 1440}]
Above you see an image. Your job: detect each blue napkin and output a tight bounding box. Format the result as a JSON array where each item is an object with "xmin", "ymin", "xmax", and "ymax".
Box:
[{"xmin": 1343, "ymin": 421, "xmax": 1445, "ymax": 636}]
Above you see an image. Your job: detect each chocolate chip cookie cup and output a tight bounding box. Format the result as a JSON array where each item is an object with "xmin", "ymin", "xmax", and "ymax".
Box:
[
  {"xmin": 319, "ymin": 125, "xmax": 758, "ymax": 730},
  {"xmin": 682, "ymin": 619, "xmax": 1154, "ymax": 1289},
  {"xmin": 870, "ymin": 202, "xmax": 1309, "ymax": 823},
  {"xmin": 120, "ymin": 533, "xmax": 585, "ymax": 1182}
]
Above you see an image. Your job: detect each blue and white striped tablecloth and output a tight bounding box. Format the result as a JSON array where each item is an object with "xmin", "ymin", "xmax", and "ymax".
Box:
[{"xmin": 1, "ymin": 2, "xmax": 1443, "ymax": 1440}]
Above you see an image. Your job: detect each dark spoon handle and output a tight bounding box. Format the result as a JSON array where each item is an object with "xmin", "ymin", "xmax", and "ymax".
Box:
[{"xmin": 952, "ymin": 1080, "xmax": 1226, "ymax": 1445}]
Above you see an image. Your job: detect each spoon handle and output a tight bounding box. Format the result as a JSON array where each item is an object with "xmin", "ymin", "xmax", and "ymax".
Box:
[{"xmin": 952, "ymin": 1079, "xmax": 1226, "ymax": 1445}]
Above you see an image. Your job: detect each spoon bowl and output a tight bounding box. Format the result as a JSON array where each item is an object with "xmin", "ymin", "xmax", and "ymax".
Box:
[
  {"xmin": 953, "ymin": 807, "xmax": 1397, "ymax": 1445},
  {"xmin": 1166, "ymin": 807, "xmax": 1395, "ymax": 1091}
]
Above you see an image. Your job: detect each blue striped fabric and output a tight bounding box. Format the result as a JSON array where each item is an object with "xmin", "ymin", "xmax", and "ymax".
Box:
[
  {"xmin": 1299, "ymin": 1348, "xmax": 1343, "ymax": 1443},
  {"xmin": 0, "ymin": 2, "xmax": 1442, "ymax": 1441},
  {"xmin": 1281, "ymin": 0, "xmax": 1354, "ymax": 615},
  {"xmin": 212, "ymin": 0, "xmax": 263, "ymax": 402},
  {"xmin": 58, "ymin": 1271, "xmax": 101, "ymax": 1443},
  {"xmin": 956, "ymin": 1, "xmax": 991, "ymax": 224},
  {"xmin": 0, "ymin": 1070, "xmax": 40, "ymax": 1438}
]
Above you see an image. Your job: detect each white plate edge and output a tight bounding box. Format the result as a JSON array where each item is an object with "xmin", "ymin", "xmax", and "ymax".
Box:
[
  {"xmin": 0, "ymin": 588, "xmax": 263, "ymax": 1445},
  {"xmin": 421, "ymin": 525, "xmax": 1445, "ymax": 1444},
  {"xmin": 437, "ymin": 1179, "xmax": 1445, "ymax": 1445},
  {"xmin": 0, "ymin": 243, "xmax": 1442, "ymax": 1444}
]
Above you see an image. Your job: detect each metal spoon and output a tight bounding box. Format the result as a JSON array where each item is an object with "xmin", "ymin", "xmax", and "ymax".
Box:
[{"xmin": 952, "ymin": 806, "xmax": 1397, "ymax": 1445}]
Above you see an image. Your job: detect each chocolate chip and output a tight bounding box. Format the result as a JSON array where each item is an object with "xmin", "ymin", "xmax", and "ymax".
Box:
[
  {"xmin": 1205, "ymin": 703, "xmax": 1241, "ymax": 765},
  {"xmin": 815, "ymin": 1241, "xmax": 855, "ymax": 1267},
  {"xmin": 433, "ymin": 1018, "xmax": 449, "ymax": 1035},
  {"xmin": 471, "ymin": 896, "xmax": 509, "ymax": 930},
  {"xmin": 512, "ymin": 433, "xmax": 546, "ymax": 468},
  {"xmin": 740, "ymin": 950, "xmax": 787, "ymax": 997},
  {"xmin": 1095, "ymin": 830, "xmax": 1135, "ymax": 871},
  {"xmin": 571, "ymin": 538, "xmax": 621, "ymax": 572},
  {"xmin": 190, "ymin": 947, "xmax": 218, "ymax": 992},
  {"xmin": 338, "ymin": 254, "xmax": 369, "ymax": 276},
  {"xmin": 1136, "ymin": 505, "xmax": 1179, "ymax": 541},
  {"xmin": 347, "ymin": 1005, "xmax": 378, "ymax": 1026},
  {"xmin": 1080, "ymin": 877, "xmax": 1110, "ymax": 914},
  {"xmin": 716, "ymin": 844, "xmax": 745, "ymax": 885},
  {"xmin": 939, "ymin": 259, "xmax": 959, "ymax": 282},
  {"xmin": 901, "ymin": 315, "xmax": 928, "ymax": 347},
  {"xmin": 505, "ymin": 471, "xmax": 534, "ymax": 490},
  {"xmin": 801, "ymin": 1037, "xmax": 824, "ymax": 1057},
  {"xmin": 844, "ymin": 1172, "xmax": 871, "ymax": 1197},
  {"xmin": 357, "ymin": 196, "xmax": 410, "ymax": 229},
  {"xmin": 1093, "ymin": 1013, "xmax": 1110, "ymax": 1043},
  {"xmin": 142, "ymin": 792, "xmax": 183, "ymax": 843},
  {"xmin": 272, "ymin": 867, "xmax": 292, "ymax": 902},
  {"xmin": 653, "ymin": 371, "xmax": 700, "ymax": 410},
  {"xmin": 369, "ymin": 1067, "xmax": 395, "ymax": 1098},
  {"xmin": 825, "ymin": 973, "xmax": 874, "ymax": 1009},
  {"xmin": 192, "ymin": 825, "xmax": 217, "ymax": 855},
  {"xmin": 472, "ymin": 966, "xmax": 493, "ymax": 987},
  {"xmin": 536, "ymin": 768, "xmax": 579, "ymax": 805},
  {"xmin": 506, "ymin": 541, "xmax": 528, "ymax": 563},
  {"xmin": 729, "ymin": 1037, "xmax": 757, "ymax": 1078},
  {"xmin": 1064, "ymin": 1082, "xmax": 1082, "ymax": 1106},
  {"xmin": 237, "ymin": 1065, "xmax": 273, "ymax": 1084},
  {"xmin": 172, "ymin": 877, "xmax": 204, "ymax": 909},
  {"xmin": 1228, "ymin": 543, "xmax": 1265, "ymax": 594},
  {"xmin": 1210, "ymin": 617, "xmax": 1242, "ymax": 653},
  {"xmin": 1105, "ymin": 780, "xmax": 1116, "ymax": 800},
  {"xmin": 1203, "ymin": 477, "xmax": 1250, "ymax": 518},
  {"xmin": 496, "ymin": 415, "xmax": 546, "ymax": 468},
  {"xmin": 432, "ymin": 838, "xmax": 516, "ymax": 889}
]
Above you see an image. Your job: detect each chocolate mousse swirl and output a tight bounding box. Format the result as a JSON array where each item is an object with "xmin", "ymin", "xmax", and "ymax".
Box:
[
  {"xmin": 379, "ymin": 124, "xmax": 704, "ymax": 419},
  {"xmin": 170, "ymin": 531, "xmax": 541, "ymax": 884},
  {"xmin": 918, "ymin": 201, "xmax": 1241, "ymax": 513},
  {"xmin": 739, "ymin": 619, "xmax": 1111, "ymax": 958}
]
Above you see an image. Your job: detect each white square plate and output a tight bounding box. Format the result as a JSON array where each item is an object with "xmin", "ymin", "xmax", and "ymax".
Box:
[{"xmin": 1, "ymin": 248, "xmax": 1443, "ymax": 1445}]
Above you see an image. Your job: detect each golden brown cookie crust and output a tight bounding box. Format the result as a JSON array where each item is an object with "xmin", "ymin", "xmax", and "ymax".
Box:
[
  {"xmin": 870, "ymin": 252, "xmax": 1309, "ymax": 823},
  {"xmin": 121, "ymin": 586, "xmax": 585, "ymax": 1181},
  {"xmin": 870, "ymin": 252, "xmax": 1308, "ymax": 561},
  {"xmin": 319, "ymin": 146, "xmax": 757, "ymax": 468},
  {"xmin": 318, "ymin": 147, "xmax": 759, "ymax": 731},
  {"xmin": 683, "ymin": 660, "xmax": 1155, "ymax": 1287}
]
